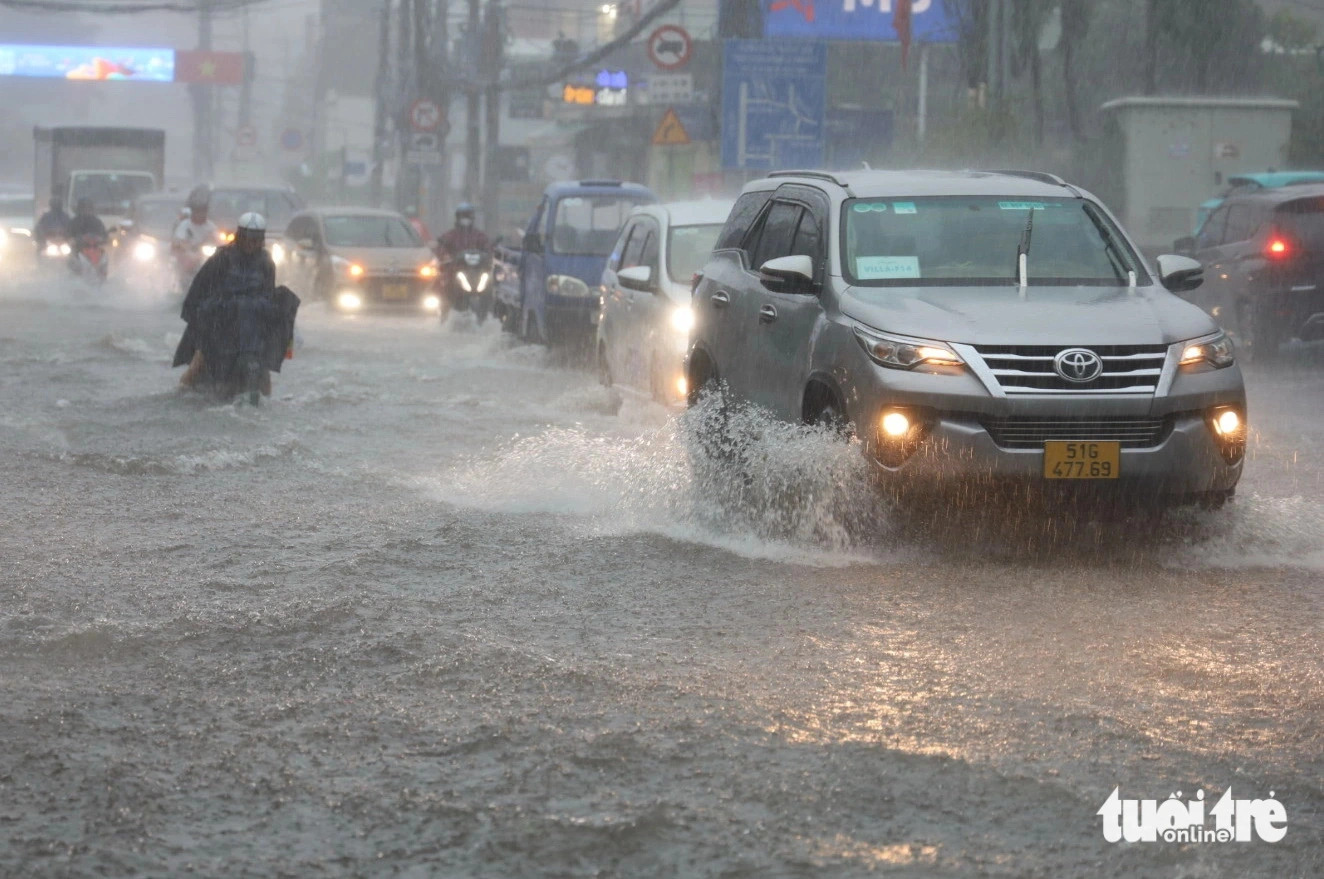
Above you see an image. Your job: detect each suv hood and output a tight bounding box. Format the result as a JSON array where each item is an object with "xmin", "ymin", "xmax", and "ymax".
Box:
[{"xmin": 840, "ymin": 284, "xmax": 1218, "ymax": 347}]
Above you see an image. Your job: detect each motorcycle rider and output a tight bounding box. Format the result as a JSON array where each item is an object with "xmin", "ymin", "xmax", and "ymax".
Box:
[
  {"xmin": 175, "ymin": 212, "xmax": 285, "ymax": 396},
  {"xmin": 34, "ymin": 196, "xmax": 70, "ymax": 251},
  {"xmin": 172, "ymin": 188, "xmax": 221, "ymax": 290},
  {"xmin": 65, "ymin": 197, "xmax": 107, "ymax": 242},
  {"xmin": 64, "ymin": 198, "xmax": 109, "ymax": 275},
  {"xmin": 435, "ymin": 203, "xmax": 490, "ymax": 261}
]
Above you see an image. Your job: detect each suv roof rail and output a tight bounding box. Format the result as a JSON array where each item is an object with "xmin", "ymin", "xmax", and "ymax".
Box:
[
  {"xmin": 577, "ymin": 179, "xmax": 623, "ymax": 187},
  {"xmin": 983, "ymin": 169, "xmax": 1068, "ymax": 186},
  {"xmin": 768, "ymin": 170, "xmax": 849, "ymax": 185}
]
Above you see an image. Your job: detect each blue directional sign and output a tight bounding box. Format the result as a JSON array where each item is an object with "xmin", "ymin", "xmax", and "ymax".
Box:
[
  {"xmin": 721, "ymin": 39, "xmax": 826, "ymax": 171},
  {"xmin": 760, "ymin": 0, "xmax": 958, "ymax": 43}
]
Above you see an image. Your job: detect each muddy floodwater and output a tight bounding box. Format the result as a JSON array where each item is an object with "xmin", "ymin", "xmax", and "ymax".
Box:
[{"xmin": 1, "ymin": 276, "xmax": 1321, "ymax": 877}]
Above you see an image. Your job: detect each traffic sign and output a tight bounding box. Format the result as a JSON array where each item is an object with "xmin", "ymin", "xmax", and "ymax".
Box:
[
  {"xmin": 410, "ymin": 98, "xmax": 442, "ymax": 132},
  {"xmin": 652, "ymin": 108, "xmax": 690, "ymax": 146},
  {"xmin": 648, "ymin": 25, "xmax": 692, "ymax": 70},
  {"xmin": 644, "ymin": 73, "xmax": 693, "ymax": 105},
  {"xmin": 406, "ymin": 131, "xmax": 443, "ymax": 166},
  {"xmin": 761, "ymin": 0, "xmax": 958, "ymax": 42},
  {"xmin": 721, "ymin": 39, "xmax": 826, "ymax": 170}
]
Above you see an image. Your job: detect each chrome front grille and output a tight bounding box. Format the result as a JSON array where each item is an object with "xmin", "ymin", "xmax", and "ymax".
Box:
[
  {"xmin": 973, "ymin": 344, "xmax": 1169, "ymax": 395},
  {"xmin": 981, "ymin": 416, "xmax": 1171, "ymax": 449}
]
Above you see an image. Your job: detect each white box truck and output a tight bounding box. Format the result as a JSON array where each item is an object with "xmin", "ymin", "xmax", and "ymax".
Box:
[{"xmin": 34, "ymin": 127, "xmax": 167, "ymax": 229}]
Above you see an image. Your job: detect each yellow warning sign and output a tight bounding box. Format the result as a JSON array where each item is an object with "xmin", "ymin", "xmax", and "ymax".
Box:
[{"xmin": 652, "ymin": 108, "xmax": 690, "ymax": 146}]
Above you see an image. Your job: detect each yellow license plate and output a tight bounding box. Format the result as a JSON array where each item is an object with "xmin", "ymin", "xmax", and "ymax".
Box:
[
  {"xmin": 1043, "ymin": 441, "xmax": 1120, "ymax": 479},
  {"xmin": 382, "ymin": 283, "xmax": 410, "ymax": 300}
]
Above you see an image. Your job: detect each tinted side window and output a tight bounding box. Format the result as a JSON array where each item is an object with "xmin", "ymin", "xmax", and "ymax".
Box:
[
  {"xmin": 1198, "ymin": 207, "xmax": 1229, "ymax": 249},
  {"xmin": 715, "ymin": 190, "xmax": 774, "ymax": 254},
  {"xmin": 608, "ymin": 222, "xmax": 635, "ymax": 272},
  {"xmin": 1224, "ymin": 204, "xmax": 1257, "ymax": 243},
  {"xmin": 621, "ymin": 221, "xmax": 649, "ymax": 268},
  {"xmin": 639, "ymin": 225, "xmax": 660, "ymax": 273},
  {"xmin": 789, "ymin": 209, "xmax": 822, "ymax": 263},
  {"xmin": 749, "ymin": 202, "xmax": 803, "ymax": 271},
  {"xmin": 286, "ymin": 216, "xmax": 312, "ymax": 241}
]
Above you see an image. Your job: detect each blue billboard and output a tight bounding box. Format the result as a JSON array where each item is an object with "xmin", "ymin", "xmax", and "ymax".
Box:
[
  {"xmin": 0, "ymin": 44, "xmax": 175, "ymax": 82},
  {"xmin": 721, "ymin": 39, "xmax": 827, "ymax": 171},
  {"xmin": 761, "ymin": 0, "xmax": 958, "ymax": 43}
]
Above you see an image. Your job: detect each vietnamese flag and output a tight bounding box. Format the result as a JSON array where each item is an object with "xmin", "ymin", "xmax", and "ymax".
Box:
[
  {"xmin": 175, "ymin": 50, "xmax": 245, "ymax": 85},
  {"xmin": 894, "ymin": 0, "xmax": 913, "ymax": 69}
]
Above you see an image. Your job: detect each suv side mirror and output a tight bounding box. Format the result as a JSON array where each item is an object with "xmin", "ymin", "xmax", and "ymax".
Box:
[
  {"xmin": 1173, "ymin": 236, "xmax": 1196, "ymax": 255},
  {"xmin": 759, "ymin": 255, "xmax": 817, "ymax": 293},
  {"xmin": 1156, "ymin": 254, "xmax": 1203, "ymax": 293},
  {"xmin": 617, "ymin": 265, "xmax": 654, "ymax": 292},
  {"xmin": 523, "ymin": 231, "xmax": 543, "ymax": 253}
]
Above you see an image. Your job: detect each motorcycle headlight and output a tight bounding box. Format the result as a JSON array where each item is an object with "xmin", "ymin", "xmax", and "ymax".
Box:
[
  {"xmin": 201, "ymin": 244, "xmax": 217, "ymax": 258},
  {"xmin": 1180, "ymin": 331, "xmax": 1235, "ymax": 369},
  {"xmin": 270, "ymin": 242, "xmax": 286, "ymax": 265},
  {"xmin": 477, "ymin": 272, "xmax": 490, "ymax": 292},
  {"xmin": 669, "ymin": 305, "xmax": 695, "ymax": 334},
  {"xmin": 133, "ymin": 240, "xmax": 157, "ymax": 262},
  {"xmin": 456, "ymin": 271, "xmax": 473, "ymax": 293},
  {"xmin": 853, "ymin": 326, "xmax": 964, "ymax": 371},
  {"xmin": 60, "ymin": 243, "xmax": 72, "ymax": 256},
  {"xmin": 45, "ymin": 243, "xmax": 60, "ymax": 257}
]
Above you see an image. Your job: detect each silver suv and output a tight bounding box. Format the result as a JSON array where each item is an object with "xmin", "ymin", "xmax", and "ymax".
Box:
[{"xmin": 688, "ymin": 170, "xmax": 1246, "ymax": 507}]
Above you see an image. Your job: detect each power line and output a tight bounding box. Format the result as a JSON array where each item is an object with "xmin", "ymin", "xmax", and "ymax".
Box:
[{"xmin": 0, "ymin": 0, "xmax": 271, "ymax": 12}]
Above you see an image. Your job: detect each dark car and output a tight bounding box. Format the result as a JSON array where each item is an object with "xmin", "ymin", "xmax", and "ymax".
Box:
[
  {"xmin": 204, "ymin": 184, "xmax": 305, "ymax": 239},
  {"xmin": 1178, "ymin": 184, "xmax": 1324, "ymax": 360}
]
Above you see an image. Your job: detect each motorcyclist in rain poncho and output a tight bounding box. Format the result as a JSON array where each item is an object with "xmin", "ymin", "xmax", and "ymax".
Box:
[{"xmin": 173, "ymin": 212, "xmax": 299, "ymax": 402}]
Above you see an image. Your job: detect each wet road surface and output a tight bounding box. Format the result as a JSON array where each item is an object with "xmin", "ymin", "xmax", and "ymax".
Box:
[{"xmin": 1, "ymin": 276, "xmax": 1321, "ymax": 877}]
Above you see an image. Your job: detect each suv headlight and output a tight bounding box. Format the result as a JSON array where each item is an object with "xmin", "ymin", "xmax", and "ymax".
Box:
[
  {"xmin": 669, "ymin": 305, "xmax": 695, "ymax": 334},
  {"xmin": 1180, "ymin": 331, "xmax": 1235, "ymax": 369},
  {"xmin": 853, "ymin": 326, "xmax": 964, "ymax": 371}
]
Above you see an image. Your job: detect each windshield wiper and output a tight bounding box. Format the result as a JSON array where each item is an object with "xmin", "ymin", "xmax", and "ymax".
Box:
[
  {"xmin": 1081, "ymin": 202, "xmax": 1133, "ymax": 286},
  {"xmin": 1016, "ymin": 207, "xmax": 1035, "ymax": 286}
]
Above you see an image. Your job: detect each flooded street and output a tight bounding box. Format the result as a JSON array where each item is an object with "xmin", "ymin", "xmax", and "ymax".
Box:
[{"xmin": 2, "ymin": 277, "xmax": 1321, "ymax": 877}]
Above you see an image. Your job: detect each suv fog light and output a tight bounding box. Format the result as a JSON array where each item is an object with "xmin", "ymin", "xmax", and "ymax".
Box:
[
  {"xmin": 423, "ymin": 294, "xmax": 440, "ymax": 310},
  {"xmin": 337, "ymin": 291, "xmax": 363, "ymax": 311},
  {"xmin": 1207, "ymin": 405, "xmax": 1246, "ymax": 464},
  {"xmin": 873, "ymin": 407, "xmax": 930, "ymax": 468},
  {"xmin": 881, "ymin": 411, "xmax": 911, "ymax": 437}
]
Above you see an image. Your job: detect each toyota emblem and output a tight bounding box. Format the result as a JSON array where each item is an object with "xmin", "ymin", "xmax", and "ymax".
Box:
[{"xmin": 1053, "ymin": 348, "xmax": 1104, "ymax": 383}]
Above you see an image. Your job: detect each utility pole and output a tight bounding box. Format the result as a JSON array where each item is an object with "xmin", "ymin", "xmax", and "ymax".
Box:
[
  {"xmin": 481, "ymin": 0, "xmax": 504, "ymax": 233},
  {"xmin": 371, "ymin": 0, "xmax": 392, "ymax": 205},
  {"xmin": 191, "ymin": 0, "xmax": 215, "ymax": 181},
  {"xmin": 465, "ymin": 0, "xmax": 482, "ymax": 204},
  {"xmin": 239, "ymin": 5, "xmax": 253, "ymax": 128}
]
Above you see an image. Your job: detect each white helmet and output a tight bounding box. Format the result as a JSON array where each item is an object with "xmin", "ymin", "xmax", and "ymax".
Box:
[{"xmin": 237, "ymin": 212, "xmax": 267, "ymax": 232}]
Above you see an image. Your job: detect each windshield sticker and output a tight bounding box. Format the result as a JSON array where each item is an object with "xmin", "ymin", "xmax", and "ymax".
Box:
[
  {"xmin": 856, "ymin": 256, "xmax": 920, "ymax": 280},
  {"xmin": 998, "ymin": 201, "xmax": 1046, "ymax": 211},
  {"xmin": 853, "ymin": 202, "xmax": 889, "ymax": 213},
  {"xmin": 892, "ymin": 202, "xmax": 917, "ymax": 214}
]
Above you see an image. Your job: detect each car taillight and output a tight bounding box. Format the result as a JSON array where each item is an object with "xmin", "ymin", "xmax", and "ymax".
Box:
[{"xmin": 1266, "ymin": 238, "xmax": 1290, "ymax": 258}]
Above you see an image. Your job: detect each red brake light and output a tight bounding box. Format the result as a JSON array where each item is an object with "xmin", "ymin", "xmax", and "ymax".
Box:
[{"xmin": 1267, "ymin": 238, "xmax": 1289, "ymax": 258}]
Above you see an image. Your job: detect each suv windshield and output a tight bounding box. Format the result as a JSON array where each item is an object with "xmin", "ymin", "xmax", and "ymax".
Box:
[
  {"xmin": 323, "ymin": 215, "xmax": 421, "ymax": 248},
  {"xmin": 842, "ymin": 196, "xmax": 1146, "ymax": 286},
  {"xmin": 551, "ymin": 196, "xmax": 646, "ymax": 256},
  {"xmin": 667, "ymin": 223, "xmax": 724, "ymax": 283}
]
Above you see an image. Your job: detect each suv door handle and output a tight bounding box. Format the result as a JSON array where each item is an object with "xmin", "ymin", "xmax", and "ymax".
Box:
[
  {"xmin": 710, "ymin": 290, "xmax": 731, "ymax": 309},
  {"xmin": 759, "ymin": 304, "xmax": 778, "ymax": 324}
]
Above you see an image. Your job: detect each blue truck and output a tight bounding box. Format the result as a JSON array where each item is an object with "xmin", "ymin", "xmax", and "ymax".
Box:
[{"xmin": 494, "ymin": 179, "xmax": 657, "ymax": 346}]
